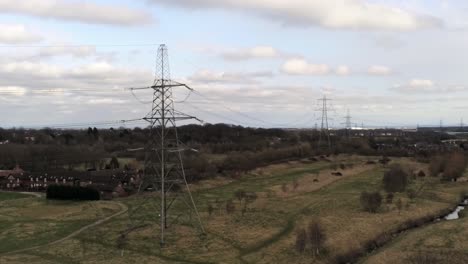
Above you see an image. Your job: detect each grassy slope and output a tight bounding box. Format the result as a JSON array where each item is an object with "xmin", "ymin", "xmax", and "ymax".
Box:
[
  {"xmin": 0, "ymin": 192, "xmax": 31, "ymax": 201},
  {"xmin": 363, "ymin": 202, "xmax": 468, "ymax": 263},
  {"xmin": 1, "ymin": 156, "xmax": 468, "ymax": 264},
  {"xmin": 0, "ymin": 196, "xmax": 122, "ymax": 257}
]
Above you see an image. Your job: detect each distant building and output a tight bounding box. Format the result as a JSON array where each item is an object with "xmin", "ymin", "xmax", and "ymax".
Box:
[{"xmin": 0, "ymin": 166, "xmax": 141, "ymax": 199}]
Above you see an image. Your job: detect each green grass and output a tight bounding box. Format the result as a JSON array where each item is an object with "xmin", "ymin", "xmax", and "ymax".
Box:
[
  {"xmin": 0, "ymin": 192, "xmax": 31, "ymax": 201},
  {"xmin": 2, "ymin": 157, "xmax": 468, "ymax": 264}
]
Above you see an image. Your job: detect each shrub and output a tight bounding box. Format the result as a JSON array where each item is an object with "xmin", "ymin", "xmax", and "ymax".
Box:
[
  {"xmin": 293, "ymin": 179, "xmax": 299, "ymax": 190},
  {"xmin": 360, "ymin": 191, "xmax": 382, "ymax": 213},
  {"xmin": 207, "ymin": 204, "xmax": 214, "ymax": 217},
  {"xmin": 386, "ymin": 192, "xmax": 394, "ymax": 204},
  {"xmin": 429, "ymin": 155, "xmax": 444, "ymax": 177},
  {"xmin": 442, "ymin": 152, "xmax": 467, "ymax": 181},
  {"xmin": 234, "ymin": 189, "xmax": 246, "ymax": 204},
  {"xmin": 308, "ymin": 220, "xmax": 326, "ymax": 256},
  {"xmin": 407, "ymin": 188, "xmax": 417, "ymax": 200},
  {"xmin": 225, "ymin": 199, "xmax": 235, "ymax": 214},
  {"xmin": 46, "ymin": 185, "xmax": 100, "ymax": 201},
  {"xmin": 295, "ymin": 228, "xmax": 307, "ymax": 253},
  {"xmin": 396, "ymin": 198, "xmax": 403, "ymax": 214},
  {"xmin": 383, "ymin": 164, "xmax": 408, "ymax": 193}
]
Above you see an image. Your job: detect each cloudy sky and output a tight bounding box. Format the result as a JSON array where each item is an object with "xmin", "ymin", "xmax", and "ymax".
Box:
[{"xmin": 0, "ymin": 0, "xmax": 467, "ymax": 128}]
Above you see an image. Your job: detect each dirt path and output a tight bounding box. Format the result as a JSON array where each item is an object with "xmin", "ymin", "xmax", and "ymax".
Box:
[
  {"xmin": 2, "ymin": 201, "xmax": 128, "ymax": 255},
  {"xmin": 18, "ymin": 192, "xmax": 42, "ymax": 198}
]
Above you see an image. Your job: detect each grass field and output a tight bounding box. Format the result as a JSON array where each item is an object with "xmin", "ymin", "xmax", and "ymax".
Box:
[
  {"xmin": 363, "ymin": 201, "xmax": 468, "ymax": 263},
  {"xmin": 0, "ymin": 155, "xmax": 467, "ymax": 263},
  {"xmin": 0, "ymin": 192, "xmax": 32, "ymax": 201}
]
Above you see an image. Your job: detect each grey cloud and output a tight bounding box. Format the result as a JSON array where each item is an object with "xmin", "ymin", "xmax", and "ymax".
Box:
[
  {"xmin": 148, "ymin": 0, "xmax": 443, "ymax": 31},
  {"xmin": 0, "ymin": 0, "xmax": 152, "ymax": 26}
]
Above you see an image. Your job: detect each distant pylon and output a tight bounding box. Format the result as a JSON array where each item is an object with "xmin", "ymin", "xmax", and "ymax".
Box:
[
  {"xmin": 342, "ymin": 109, "xmax": 352, "ymax": 138},
  {"xmin": 344, "ymin": 109, "xmax": 352, "ymax": 129},
  {"xmin": 130, "ymin": 44, "xmax": 204, "ymax": 246},
  {"xmin": 317, "ymin": 95, "xmax": 332, "ymax": 150},
  {"xmin": 460, "ymin": 118, "xmax": 464, "ymax": 129}
]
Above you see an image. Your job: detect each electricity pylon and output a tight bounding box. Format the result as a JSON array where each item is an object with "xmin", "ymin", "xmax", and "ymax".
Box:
[
  {"xmin": 344, "ymin": 109, "xmax": 352, "ymax": 129},
  {"xmin": 342, "ymin": 109, "xmax": 352, "ymax": 138},
  {"xmin": 317, "ymin": 95, "xmax": 332, "ymax": 150},
  {"xmin": 129, "ymin": 44, "xmax": 204, "ymax": 246}
]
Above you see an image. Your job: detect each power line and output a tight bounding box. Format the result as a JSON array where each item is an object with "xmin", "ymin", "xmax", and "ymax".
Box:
[{"xmin": 0, "ymin": 44, "xmax": 160, "ymax": 48}]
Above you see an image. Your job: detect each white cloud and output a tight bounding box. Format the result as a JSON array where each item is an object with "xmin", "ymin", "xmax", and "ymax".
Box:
[
  {"xmin": 189, "ymin": 69, "xmax": 273, "ymax": 84},
  {"xmin": 392, "ymin": 79, "xmax": 467, "ymax": 93},
  {"xmin": 336, "ymin": 65, "xmax": 351, "ymax": 75},
  {"xmin": 0, "ymin": 24, "xmax": 42, "ymax": 44},
  {"xmin": 409, "ymin": 79, "xmax": 434, "ymax": 88},
  {"xmin": 38, "ymin": 46, "xmax": 97, "ymax": 58},
  {"xmin": 367, "ymin": 65, "xmax": 392, "ymax": 75},
  {"xmin": 150, "ymin": 0, "xmax": 442, "ymax": 31},
  {"xmin": 0, "ymin": 0, "xmax": 152, "ymax": 26},
  {"xmin": 0, "ymin": 86, "xmax": 27, "ymax": 96},
  {"xmin": 222, "ymin": 46, "xmax": 281, "ymax": 60},
  {"xmin": 281, "ymin": 58, "xmax": 330, "ymax": 75},
  {"xmin": 0, "ymin": 60, "xmax": 152, "ymax": 92}
]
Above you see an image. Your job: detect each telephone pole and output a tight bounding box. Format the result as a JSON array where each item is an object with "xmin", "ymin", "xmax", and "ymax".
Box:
[
  {"xmin": 317, "ymin": 95, "xmax": 332, "ymax": 150},
  {"xmin": 130, "ymin": 44, "xmax": 204, "ymax": 246}
]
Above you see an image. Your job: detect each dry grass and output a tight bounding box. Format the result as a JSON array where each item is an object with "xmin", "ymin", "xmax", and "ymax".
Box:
[
  {"xmin": 2, "ymin": 156, "xmax": 468, "ymax": 264},
  {"xmin": 364, "ymin": 202, "xmax": 468, "ymax": 263}
]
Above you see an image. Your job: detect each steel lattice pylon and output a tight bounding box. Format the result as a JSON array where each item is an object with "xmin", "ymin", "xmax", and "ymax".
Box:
[
  {"xmin": 134, "ymin": 44, "xmax": 204, "ymax": 246},
  {"xmin": 317, "ymin": 95, "xmax": 332, "ymax": 150}
]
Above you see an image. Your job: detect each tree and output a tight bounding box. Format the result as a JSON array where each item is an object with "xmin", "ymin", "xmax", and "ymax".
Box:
[
  {"xmin": 429, "ymin": 155, "xmax": 444, "ymax": 177},
  {"xmin": 396, "ymin": 198, "xmax": 403, "ymax": 215},
  {"xmin": 109, "ymin": 156, "xmax": 120, "ymax": 169},
  {"xmin": 92, "ymin": 127, "xmax": 99, "ymax": 140},
  {"xmin": 308, "ymin": 220, "xmax": 326, "ymax": 256},
  {"xmin": 226, "ymin": 199, "xmax": 235, "ymax": 214},
  {"xmin": 383, "ymin": 164, "xmax": 408, "ymax": 193},
  {"xmin": 293, "ymin": 179, "xmax": 299, "ymax": 190},
  {"xmin": 295, "ymin": 228, "xmax": 307, "ymax": 254},
  {"xmin": 443, "ymin": 152, "xmax": 467, "ymax": 181},
  {"xmin": 386, "ymin": 192, "xmax": 394, "ymax": 204},
  {"xmin": 234, "ymin": 189, "xmax": 246, "ymax": 205},
  {"xmin": 207, "ymin": 203, "xmax": 214, "ymax": 217},
  {"xmin": 360, "ymin": 191, "xmax": 382, "ymax": 213},
  {"xmin": 242, "ymin": 192, "xmax": 258, "ymax": 215}
]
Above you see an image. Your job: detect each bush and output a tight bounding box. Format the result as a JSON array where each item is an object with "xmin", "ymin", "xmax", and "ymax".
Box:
[
  {"xmin": 442, "ymin": 152, "xmax": 467, "ymax": 181},
  {"xmin": 308, "ymin": 220, "xmax": 326, "ymax": 256},
  {"xmin": 360, "ymin": 191, "xmax": 382, "ymax": 213},
  {"xmin": 295, "ymin": 228, "xmax": 307, "ymax": 253},
  {"xmin": 383, "ymin": 164, "xmax": 408, "ymax": 193},
  {"xmin": 407, "ymin": 188, "xmax": 417, "ymax": 200},
  {"xmin": 429, "ymin": 155, "xmax": 444, "ymax": 177},
  {"xmin": 225, "ymin": 199, "xmax": 235, "ymax": 214},
  {"xmin": 385, "ymin": 192, "xmax": 394, "ymax": 204},
  {"xmin": 46, "ymin": 185, "xmax": 100, "ymax": 200}
]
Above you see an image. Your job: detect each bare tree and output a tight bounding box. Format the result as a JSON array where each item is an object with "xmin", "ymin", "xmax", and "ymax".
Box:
[
  {"xmin": 308, "ymin": 220, "xmax": 326, "ymax": 256},
  {"xmin": 295, "ymin": 228, "xmax": 307, "ymax": 254},
  {"xmin": 226, "ymin": 199, "xmax": 236, "ymax": 214}
]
